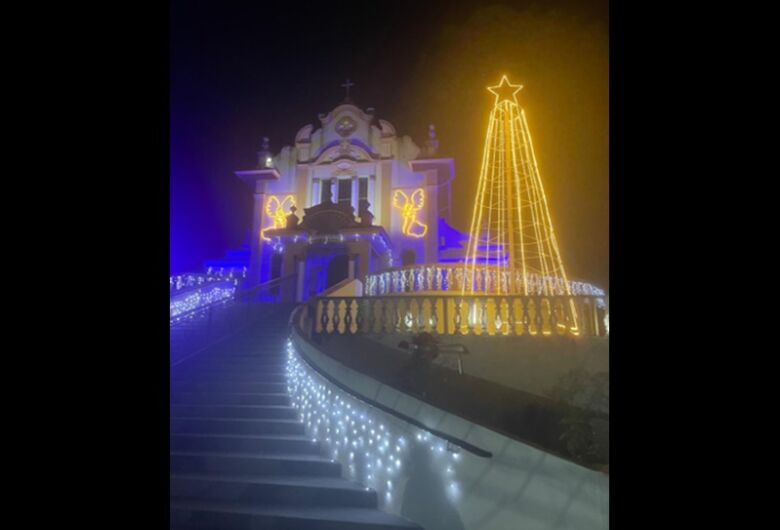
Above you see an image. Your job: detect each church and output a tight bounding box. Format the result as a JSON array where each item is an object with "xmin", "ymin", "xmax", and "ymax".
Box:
[{"xmin": 235, "ymin": 84, "xmax": 467, "ymax": 299}]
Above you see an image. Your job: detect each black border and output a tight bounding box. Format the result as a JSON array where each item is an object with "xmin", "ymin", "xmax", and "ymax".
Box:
[
  {"xmin": 14, "ymin": 3, "xmax": 170, "ymax": 526},
  {"xmin": 12, "ymin": 0, "xmax": 731, "ymax": 526}
]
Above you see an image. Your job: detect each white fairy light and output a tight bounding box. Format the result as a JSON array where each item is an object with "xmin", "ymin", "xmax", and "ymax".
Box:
[
  {"xmin": 285, "ymin": 341, "xmax": 462, "ymax": 509},
  {"xmin": 169, "ymin": 284, "xmax": 236, "ymax": 322}
]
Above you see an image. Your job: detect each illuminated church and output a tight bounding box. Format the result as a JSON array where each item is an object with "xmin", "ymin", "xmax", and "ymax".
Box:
[{"xmin": 235, "ymin": 86, "xmax": 466, "ymax": 297}]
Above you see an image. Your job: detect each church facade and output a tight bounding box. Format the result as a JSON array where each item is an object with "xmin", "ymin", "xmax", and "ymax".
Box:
[{"xmin": 236, "ymin": 96, "xmax": 464, "ymax": 299}]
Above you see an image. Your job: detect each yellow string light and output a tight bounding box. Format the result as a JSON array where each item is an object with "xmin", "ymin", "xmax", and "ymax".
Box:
[
  {"xmin": 392, "ymin": 189, "xmax": 428, "ymax": 238},
  {"xmin": 487, "ymin": 74, "xmax": 523, "ymax": 105},
  {"xmin": 463, "ymin": 75, "xmax": 579, "ymax": 331},
  {"xmin": 261, "ymin": 194, "xmax": 295, "ymax": 241}
]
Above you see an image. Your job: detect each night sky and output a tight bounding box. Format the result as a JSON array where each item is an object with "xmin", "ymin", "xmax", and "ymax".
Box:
[{"xmin": 171, "ymin": 0, "xmax": 609, "ymax": 289}]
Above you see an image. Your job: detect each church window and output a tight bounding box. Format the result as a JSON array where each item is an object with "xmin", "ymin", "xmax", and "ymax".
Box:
[
  {"xmin": 321, "ymin": 182, "xmax": 332, "ymax": 203},
  {"xmin": 335, "ymin": 116, "xmax": 357, "ymax": 137},
  {"xmin": 338, "ymin": 179, "xmax": 351, "ymax": 206}
]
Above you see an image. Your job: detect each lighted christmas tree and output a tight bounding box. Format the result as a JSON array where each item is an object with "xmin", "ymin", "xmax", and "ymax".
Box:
[{"xmin": 462, "ymin": 75, "xmax": 575, "ymax": 302}]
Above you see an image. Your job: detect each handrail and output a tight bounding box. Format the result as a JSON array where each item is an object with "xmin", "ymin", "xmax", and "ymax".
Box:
[
  {"xmin": 170, "ymin": 273, "xmax": 297, "ymax": 326},
  {"xmin": 239, "ymin": 272, "xmax": 298, "ymax": 298},
  {"xmin": 170, "ymin": 273, "xmax": 298, "ymax": 366},
  {"xmin": 316, "ymin": 277, "xmax": 357, "ymax": 298},
  {"xmin": 289, "ymin": 304, "xmax": 493, "ymax": 459}
]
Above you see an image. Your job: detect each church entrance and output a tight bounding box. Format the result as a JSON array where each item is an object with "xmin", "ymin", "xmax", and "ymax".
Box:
[
  {"xmin": 270, "ymin": 253, "xmax": 283, "ymax": 280},
  {"xmin": 326, "ymin": 254, "xmax": 349, "ymax": 288}
]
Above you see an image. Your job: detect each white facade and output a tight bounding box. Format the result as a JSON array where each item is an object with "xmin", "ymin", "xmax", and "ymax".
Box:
[{"xmin": 252, "ymin": 101, "xmax": 456, "ymax": 271}]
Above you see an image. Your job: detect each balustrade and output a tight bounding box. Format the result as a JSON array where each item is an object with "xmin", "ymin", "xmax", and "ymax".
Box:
[
  {"xmin": 364, "ymin": 264, "xmax": 604, "ymax": 297},
  {"xmin": 306, "ymin": 294, "xmax": 607, "ymax": 338}
]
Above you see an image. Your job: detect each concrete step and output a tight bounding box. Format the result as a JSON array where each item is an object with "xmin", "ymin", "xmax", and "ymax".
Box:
[
  {"xmin": 171, "ymin": 379, "xmax": 287, "ymax": 394},
  {"xmin": 171, "ymin": 418, "xmax": 305, "ymax": 436},
  {"xmin": 171, "ymin": 392, "xmax": 290, "ymax": 406},
  {"xmin": 170, "ymin": 451, "xmax": 340, "ymax": 477},
  {"xmin": 170, "ymin": 499, "xmax": 422, "ymax": 530},
  {"xmin": 218, "ymin": 336, "xmax": 287, "ymax": 341},
  {"xmin": 171, "ymin": 404, "xmax": 298, "ymax": 420},
  {"xmin": 209, "ymin": 340, "xmax": 287, "ymax": 348},
  {"xmin": 202, "ymin": 353, "xmax": 287, "ymax": 360},
  {"xmin": 203, "ymin": 339, "xmax": 286, "ymax": 348},
  {"xmin": 172, "ymin": 366, "xmax": 288, "ymax": 377},
  {"xmin": 171, "ymin": 381, "xmax": 288, "ymax": 394},
  {"xmin": 170, "ymin": 434, "xmax": 319, "ymax": 455},
  {"xmin": 203, "ymin": 344, "xmax": 286, "ymax": 352},
  {"xmin": 171, "ymin": 372, "xmax": 288, "ymax": 384},
  {"xmin": 170, "ymin": 310, "xmax": 422, "ymax": 529},
  {"xmin": 220, "ymin": 338, "xmax": 288, "ymax": 345},
  {"xmin": 174, "ymin": 360, "xmax": 285, "ymax": 367},
  {"xmin": 179, "ymin": 358, "xmax": 288, "ymax": 368},
  {"xmin": 171, "ymin": 474, "xmax": 377, "ymax": 508},
  {"xmin": 171, "ymin": 372, "xmax": 287, "ymax": 382}
]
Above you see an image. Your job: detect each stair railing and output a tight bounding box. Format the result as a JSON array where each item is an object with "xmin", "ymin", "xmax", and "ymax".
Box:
[{"xmin": 170, "ymin": 273, "xmax": 297, "ymax": 366}]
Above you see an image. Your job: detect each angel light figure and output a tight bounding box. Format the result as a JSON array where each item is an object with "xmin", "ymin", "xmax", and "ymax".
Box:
[
  {"xmin": 392, "ymin": 188, "xmax": 428, "ymax": 238},
  {"xmin": 261, "ymin": 195, "xmax": 295, "ymax": 241}
]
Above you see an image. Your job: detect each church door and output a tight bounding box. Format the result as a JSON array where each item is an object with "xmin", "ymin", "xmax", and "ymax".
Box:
[
  {"xmin": 401, "ymin": 248, "xmax": 416, "ymax": 266},
  {"xmin": 270, "ymin": 253, "xmax": 283, "ymax": 280},
  {"xmin": 326, "ymin": 254, "xmax": 349, "ymax": 288}
]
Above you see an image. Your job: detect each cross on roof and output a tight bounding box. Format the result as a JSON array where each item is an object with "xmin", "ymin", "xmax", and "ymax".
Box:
[{"xmin": 341, "ymin": 78, "xmax": 355, "ymax": 100}]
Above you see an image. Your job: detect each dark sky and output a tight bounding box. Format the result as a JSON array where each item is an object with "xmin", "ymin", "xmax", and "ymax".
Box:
[{"xmin": 171, "ymin": 0, "xmax": 609, "ymax": 289}]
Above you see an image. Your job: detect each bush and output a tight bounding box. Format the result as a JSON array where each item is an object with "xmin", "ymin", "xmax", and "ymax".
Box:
[{"xmin": 548, "ymin": 368, "xmax": 609, "ymax": 466}]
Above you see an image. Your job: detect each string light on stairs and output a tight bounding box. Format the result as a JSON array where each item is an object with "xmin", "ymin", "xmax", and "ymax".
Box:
[{"xmin": 285, "ymin": 340, "xmax": 464, "ymax": 508}]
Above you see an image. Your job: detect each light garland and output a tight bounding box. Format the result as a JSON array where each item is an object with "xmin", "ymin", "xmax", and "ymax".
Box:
[
  {"xmin": 269, "ymin": 232, "xmax": 393, "ymax": 255},
  {"xmin": 463, "ymin": 76, "xmax": 576, "ymax": 305},
  {"xmin": 286, "ymin": 341, "xmax": 463, "ymax": 509},
  {"xmin": 169, "ymin": 284, "xmax": 236, "ymax": 322},
  {"xmin": 262, "ymin": 195, "xmax": 296, "ymax": 241},
  {"xmin": 170, "ymin": 267, "xmax": 247, "ymax": 293},
  {"xmin": 365, "ymin": 265, "xmax": 605, "ymax": 297},
  {"xmin": 392, "ymin": 189, "xmax": 428, "ymax": 238}
]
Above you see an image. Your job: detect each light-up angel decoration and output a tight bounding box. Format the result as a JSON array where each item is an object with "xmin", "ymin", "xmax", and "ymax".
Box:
[
  {"xmin": 392, "ymin": 188, "xmax": 428, "ymax": 238},
  {"xmin": 261, "ymin": 194, "xmax": 295, "ymax": 241}
]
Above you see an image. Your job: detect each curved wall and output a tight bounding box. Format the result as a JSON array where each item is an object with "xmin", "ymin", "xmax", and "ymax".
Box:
[{"xmin": 289, "ymin": 314, "xmax": 609, "ymax": 530}]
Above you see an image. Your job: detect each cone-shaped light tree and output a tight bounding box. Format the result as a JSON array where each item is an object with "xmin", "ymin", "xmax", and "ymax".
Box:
[{"xmin": 462, "ymin": 75, "xmax": 575, "ymax": 303}]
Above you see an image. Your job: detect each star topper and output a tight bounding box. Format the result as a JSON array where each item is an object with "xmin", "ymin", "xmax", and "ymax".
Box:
[{"xmin": 487, "ymin": 75, "xmax": 523, "ymax": 105}]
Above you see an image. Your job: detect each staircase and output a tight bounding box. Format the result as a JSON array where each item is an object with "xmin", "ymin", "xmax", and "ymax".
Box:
[{"xmin": 170, "ymin": 307, "xmax": 422, "ymax": 530}]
